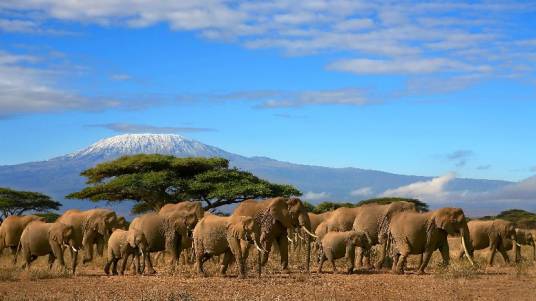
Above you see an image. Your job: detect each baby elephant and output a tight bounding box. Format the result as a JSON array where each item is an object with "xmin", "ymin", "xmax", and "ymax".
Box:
[
  {"xmin": 193, "ymin": 214, "xmax": 264, "ymax": 278},
  {"xmin": 318, "ymin": 230, "xmax": 370, "ymax": 274},
  {"xmin": 104, "ymin": 228, "xmax": 147, "ymax": 275},
  {"xmin": 19, "ymin": 221, "xmax": 78, "ymax": 273}
]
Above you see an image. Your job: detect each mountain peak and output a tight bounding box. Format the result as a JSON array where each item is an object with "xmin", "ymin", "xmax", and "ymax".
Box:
[{"xmin": 64, "ymin": 133, "xmax": 230, "ymax": 160}]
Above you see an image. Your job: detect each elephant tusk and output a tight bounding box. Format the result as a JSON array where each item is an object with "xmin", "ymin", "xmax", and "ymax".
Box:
[
  {"xmin": 461, "ymin": 236, "xmax": 475, "ymax": 266},
  {"xmin": 139, "ymin": 246, "xmax": 144, "ymax": 256},
  {"xmin": 302, "ymin": 226, "xmax": 318, "ymax": 238},
  {"xmin": 254, "ymin": 240, "xmax": 265, "ymax": 253},
  {"xmin": 287, "ymin": 236, "xmax": 293, "ymax": 243},
  {"xmin": 516, "ymin": 242, "xmax": 522, "ymax": 247},
  {"xmin": 297, "ymin": 233, "xmax": 304, "ymax": 240}
]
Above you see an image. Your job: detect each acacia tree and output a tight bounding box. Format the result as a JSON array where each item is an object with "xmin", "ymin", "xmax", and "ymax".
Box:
[
  {"xmin": 67, "ymin": 154, "xmax": 301, "ymax": 213},
  {"xmin": 356, "ymin": 197, "xmax": 429, "ymax": 212},
  {"xmin": 0, "ymin": 187, "xmax": 61, "ymax": 219}
]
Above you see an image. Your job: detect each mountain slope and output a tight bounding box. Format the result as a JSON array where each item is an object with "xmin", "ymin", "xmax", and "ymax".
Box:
[{"xmin": 0, "ymin": 134, "xmax": 512, "ymax": 216}]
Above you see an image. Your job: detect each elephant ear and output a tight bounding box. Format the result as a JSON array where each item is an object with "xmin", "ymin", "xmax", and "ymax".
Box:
[
  {"xmin": 227, "ymin": 217, "xmax": 247, "ymax": 240},
  {"xmin": 269, "ymin": 199, "xmax": 292, "ymax": 228},
  {"xmin": 49, "ymin": 224, "xmax": 63, "ymax": 244}
]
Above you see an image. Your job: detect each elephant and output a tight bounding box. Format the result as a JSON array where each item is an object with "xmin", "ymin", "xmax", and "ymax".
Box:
[
  {"xmin": 320, "ymin": 207, "xmax": 362, "ymax": 236},
  {"xmin": 505, "ymin": 229, "xmax": 535, "ymax": 261},
  {"xmin": 390, "ymin": 207, "xmax": 474, "ymax": 274},
  {"xmin": 456, "ymin": 219, "xmax": 519, "ymax": 266},
  {"xmin": 114, "ymin": 216, "xmax": 129, "ymax": 230},
  {"xmin": 318, "ymin": 230, "xmax": 371, "ymax": 274},
  {"xmin": 159, "ymin": 201, "xmax": 205, "ymax": 219},
  {"xmin": 56, "ymin": 208, "xmax": 118, "ymax": 264},
  {"xmin": 18, "ymin": 221, "xmax": 78, "ymax": 274},
  {"xmin": 232, "ymin": 197, "xmax": 316, "ymax": 273},
  {"xmin": 308, "ymin": 212, "xmax": 334, "ymax": 233},
  {"xmin": 352, "ymin": 201, "xmax": 417, "ymax": 269},
  {"xmin": 128, "ymin": 210, "xmax": 198, "ymax": 274},
  {"xmin": 193, "ymin": 214, "xmax": 264, "ymax": 278},
  {"xmin": 0, "ymin": 215, "xmax": 44, "ymax": 263},
  {"xmin": 104, "ymin": 228, "xmax": 148, "ymax": 275}
]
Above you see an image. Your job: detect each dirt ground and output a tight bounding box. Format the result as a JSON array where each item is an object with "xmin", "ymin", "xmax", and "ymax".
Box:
[{"xmin": 0, "ymin": 240, "xmax": 535, "ymax": 301}]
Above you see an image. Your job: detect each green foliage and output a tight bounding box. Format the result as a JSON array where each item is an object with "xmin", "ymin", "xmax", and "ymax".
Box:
[
  {"xmin": 67, "ymin": 154, "xmax": 301, "ymax": 213},
  {"xmin": 356, "ymin": 197, "xmax": 429, "ymax": 212},
  {"xmin": 0, "ymin": 187, "xmax": 61, "ymax": 219},
  {"xmin": 311, "ymin": 201, "xmax": 357, "ymax": 213},
  {"xmin": 302, "ymin": 201, "xmax": 316, "ymax": 213},
  {"xmin": 35, "ymin": 212, "xmax": 61, "ymax": 222},
  {"xmin": 303, "ymin": 197, "xmax": 429, "ymax": 214},
  {"xmin": 479, "ymin": 209, "xmax": 536, "ymax": 229}
]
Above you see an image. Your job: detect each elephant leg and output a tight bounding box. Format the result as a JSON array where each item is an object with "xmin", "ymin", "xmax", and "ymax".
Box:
[
  {"xmin": 395, "ymin": 252, "xmax": 408, "ymax": 274},
  {"xmin": 391, "ymin": 253, "xmax": 400, "ymax": 273},
  {"xmin": 498, "ymin": 246, "xmax": 510, "ymax": 264},
  {"xmin": 96, "ymin": 240, "xmax": 105, "ymax": 257},
  {"xmin": 439, "ymin": 242, "xmax": 450, "ymax": 267},
  {"xmin": 112, "ymin": 258, "xmax": 119, "ymax": 275},
  {"xmin": 345, "ymin": 245, "xmax": 356, "ymax": 274},
  {"xmin": 83, "ymin": 243, "xmax": 94, "ymax": 264},
  {"xmin": 48, "ymin": 253, "xmax": 56, "ymax": 270},
  {"xmin": 104, "ymin": 257, "xmax": 113, "ymax": 275},
  {"xmin": 10, "ymin": 246, "xmax": 18, "ymax": 265},
  {"xmin": 120, "ymin": 253, "xmax": 130, "ymax": 275},
  {"xmin": 375, "ymin": 242, "xmax": 387, "ymax": 269},
  {"xmin": 220, "ymin": 250, "xmax": 233, "ymax": 276},
  {"xmin": 260, "ymin": 240, "xmax": 273, "ymax": 267},
  {"xmin": 277, "ymin": 235, "xmax": 289, "ymax": 272},
  {"xmin": 417, "ymin": 250, "xmax": 433, "ymax": 274},
  {"xmin": 355, "ymin": 247, "xmax": 364, "ymax": 268},
  {"xmin": 532, "ymin": 244, "xmax": 536, "ymax": 261},
  {"xmin": 196, "ymin": 252, "xmax": 211, "ymax": 276},
  {"xmin": 145, "ymin": 252, "xmax": 157, "ymax": 274},
  {"xmin": 318, "ymin": 250, "xmax": 326, "ymax": 274},
  {"xmin": 327, "ymin": 253, "xmax": 337, "ymax": 274},
  {"xmin": 488, "ymin": 242, "xmax": 498, "ymax": 266},
  {"xmin": 50, "ymin": 242, "xmax": 65, "ymax": 270}
]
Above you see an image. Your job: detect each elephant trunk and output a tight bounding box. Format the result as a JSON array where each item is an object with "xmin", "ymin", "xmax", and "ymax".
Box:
[{"xmin": 298, "ymin": 212, "xmax": 312, "ymax": 272}]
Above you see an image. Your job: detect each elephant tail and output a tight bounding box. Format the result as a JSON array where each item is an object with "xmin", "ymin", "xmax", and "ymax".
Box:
[{"xmin": 14, "ymin": 240, "xmax": 22, "ymax": 264}]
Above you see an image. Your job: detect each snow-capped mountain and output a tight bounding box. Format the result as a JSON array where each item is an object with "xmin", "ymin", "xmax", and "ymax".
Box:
[
  {"xmin": 61, "ymin": 134, "xmax": 234, "ymax": 161},
  {"xmin": 0, "ymin": 133, "xmax": 514, "ymax": 217}
]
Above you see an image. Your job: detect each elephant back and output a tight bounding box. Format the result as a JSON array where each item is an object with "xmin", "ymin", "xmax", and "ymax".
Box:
[
  {"xmin": 21, "ymin": 221, "xmax": 51, "ymax": 255},
  {"xmin": 131, "ymin": 213, "xmax": 165, "ymax": 252},
  {"xmin": 1, "ymin": 215, "xmax": 42, "ymax": 247},
  {"xmin": 57, "ymin": 211, "xmax": 85, "ymax": 247}
]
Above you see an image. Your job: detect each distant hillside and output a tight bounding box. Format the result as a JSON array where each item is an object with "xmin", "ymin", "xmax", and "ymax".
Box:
[
  {"xmin": 480, "ymin": 209, "xmax": 536, "ymax": 229},
  {"xmin": 0, "ymin": 134, "xmax": 513, "ymax": 217}
]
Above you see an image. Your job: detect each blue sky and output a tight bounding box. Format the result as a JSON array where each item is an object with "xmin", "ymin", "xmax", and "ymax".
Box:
[{"xmin": 0, "ymin": 1, "xmax": 535, "ymax": 182}]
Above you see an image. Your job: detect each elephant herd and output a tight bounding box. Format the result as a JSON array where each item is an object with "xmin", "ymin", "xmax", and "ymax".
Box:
[{"xmin": 0, "ymin": 198, "xmax": 534, "ymax": 279}]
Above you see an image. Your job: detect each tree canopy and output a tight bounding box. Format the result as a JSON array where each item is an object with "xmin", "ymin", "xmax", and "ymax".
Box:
[
  {"xmin": 67, "ymin": 154, "xmax": 301, "ymax": 213},
  {"xmin": 304, "ymin": 197, "xmax": 429, "ymax": 214},
  {"xmin": 0, "ymin": 187, "xmax": 61, "ymax": 219},
  {"xmin": 479, "ymin": 209, "xmax": 536, "ymax": 229},
  {"xmin": 356, "ymin": 197, "xmax": 429, "ymax": 212}
]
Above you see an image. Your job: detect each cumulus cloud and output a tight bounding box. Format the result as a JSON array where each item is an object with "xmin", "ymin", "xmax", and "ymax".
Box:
[
  {"xmin": 381, "ymin": 172, "xmax": 456, "ymax": 203},
  {"xmin": 303, "ymin": 191, "xmax": 329, "ymax": 201},
  {"xmin": 87, "ymin": 123, "xmax": 216, "ymax": 134},
  {"xmin": 350, "ymin": 187, "xmax": 373, "ymax": 197}
]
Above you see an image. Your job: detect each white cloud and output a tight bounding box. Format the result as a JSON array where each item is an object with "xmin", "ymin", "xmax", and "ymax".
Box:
[
  {"xmin": 87, "ymin": 123, "xmax": 216, "ymax": 134},
  {"xmin": 0, "ymin": 51, "xmax": 149, "ymax": 117},
  {"xmin": 381, "ymin": 172, "xmax": 456, "ymax": 203},
  {"xmin": 350, "ymin": 187, "xmax": 373, "ymax": 197},
  {"xmin": 303, "ymin": 191, "xmax": 329, "ymax": 201},
  {"xmin": 110, "ymin": 74, "xmax": 132, "ymax": 81},
  {"xmin": 213, "ymin": 88, "xmax": 375, "ymax": 108},
  {"xmin": 327, "ymin": 58, "xmax": 492, "ymax": 75}
]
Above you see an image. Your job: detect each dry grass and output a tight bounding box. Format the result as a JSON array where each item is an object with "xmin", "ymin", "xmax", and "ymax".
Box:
[{"xmin": 0, "ymin": 240, "xmax": 534, "ymax": 300}]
